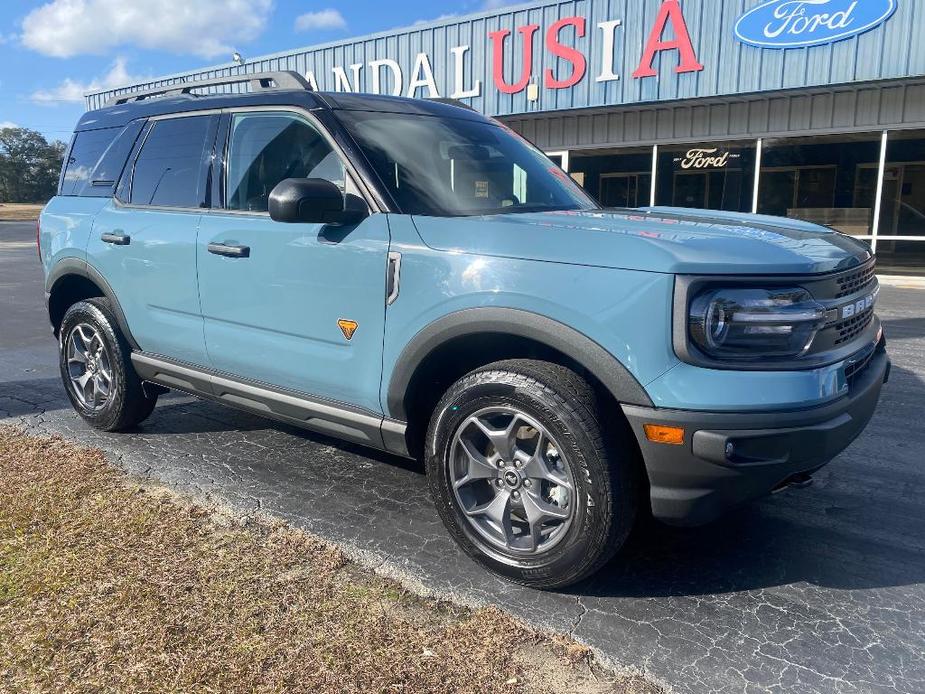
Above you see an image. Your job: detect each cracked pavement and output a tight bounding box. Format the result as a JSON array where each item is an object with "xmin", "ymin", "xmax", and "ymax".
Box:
[{"xmin": 3, "ymin": 221, "xmax": 924, "ymax": 693}]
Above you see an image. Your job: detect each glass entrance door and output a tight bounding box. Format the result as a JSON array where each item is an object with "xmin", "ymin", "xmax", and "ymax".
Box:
[
  {"xmin": 879, "ymin": 164, "xmax": 925, "ymax": 237},
  {"xmin": 599, "ymin": 172, "xmax": 650, "ymax": 208},
  {"xmin": 873, "ymin": 161, "xmax": 925, "ymax": 274},
  {"xmin": 655, "ymin": 141, "xmax": 756, "ymax": 212},
  {"xmin": 672, "ymin": 169, "xmax": 744, "ymax": 210}
]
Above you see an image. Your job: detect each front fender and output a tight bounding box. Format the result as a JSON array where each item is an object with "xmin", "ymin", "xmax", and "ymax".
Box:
[
  {"xmin": 386, "ymin": 307, "xmax": 655, "ymax": 420},
  {"xmin": 380, "ymin": 216, "xmax": 678, "ymax": 420}
]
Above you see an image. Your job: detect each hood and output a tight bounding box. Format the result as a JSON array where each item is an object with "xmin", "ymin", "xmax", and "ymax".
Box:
[{"xmin": 410, "ymin": 206, "xmax": 872, "ymax": 275}]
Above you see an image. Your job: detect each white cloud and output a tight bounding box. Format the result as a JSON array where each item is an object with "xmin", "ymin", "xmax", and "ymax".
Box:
[
  {"xmin": 31, "ymin": 57, "xmax": 145, "ymax": 105},
  {"xmin": 294, "ymin": 9, "xmax": 347, "ymax": 32},
  {"xmin": 0, "ymin": 121, "xmax": 18, "ymax": 129},
  {"xmin": 412, "ymin": 1, "xmax": 517, "ymax": 27},
  {"xmin": 21, "ymin": 0, "xmax": 273, "ymax": 59},
  {"xmin": 413, "ymin": 14, "xmax": 459, "ymax": 26}
]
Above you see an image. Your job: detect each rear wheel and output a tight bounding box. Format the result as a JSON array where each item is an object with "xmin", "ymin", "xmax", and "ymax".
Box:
[
  {"xmin": 426, "ymin": 359, "xmax": 638, "ymax": 589},
  {"xmin": 59, "ymin": 298, "xmax": 157, "ymax": 431}
]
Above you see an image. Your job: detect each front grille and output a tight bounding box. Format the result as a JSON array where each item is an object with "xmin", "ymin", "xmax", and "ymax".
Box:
[
  {"xmin": 844, "ymin": 340, "xmax": 881, "ymax": 386},
  {"xmin": 833, "ymin": 310, "xmax": 874, "ymax": 346},
  {"xmin": 795, "ymin": 257, "xmax": 879, "ymax": 361},
  {"xmin": 835, "ymin": 261, "xmax": 876, "ymax": 299},
  {"xmin": 845, "ymin": 351, "xmax": 873, "ymax": 384}
]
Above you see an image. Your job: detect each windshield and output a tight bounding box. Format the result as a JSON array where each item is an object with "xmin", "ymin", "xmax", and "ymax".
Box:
[{"xmin": 337, "ymin": 110, "xmax": 598, "ymax": 217}]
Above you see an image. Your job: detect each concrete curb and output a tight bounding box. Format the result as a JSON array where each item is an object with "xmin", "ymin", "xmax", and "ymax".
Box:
[{"xmin": 878, "ymin": 274, "xmax": 925, "ymax": 289}]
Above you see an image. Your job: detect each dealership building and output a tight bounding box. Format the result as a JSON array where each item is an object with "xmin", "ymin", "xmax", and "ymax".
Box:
[{"xmin": 88, "ymin": 0, "xmax": 925, "ymax": 274}]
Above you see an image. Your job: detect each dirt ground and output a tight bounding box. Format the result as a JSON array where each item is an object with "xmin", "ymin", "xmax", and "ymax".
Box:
[
  {"xmin": 0, "ymin": 426, "xmax": 660, "ymax": 694},
  {"xmin": 0, "ymin": 203, "xmax": 44, "ymax": 221}
]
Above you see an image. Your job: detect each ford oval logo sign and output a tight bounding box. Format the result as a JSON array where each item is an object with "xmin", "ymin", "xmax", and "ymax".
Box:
[{"xmin": 734, "ymin": 0, "xmax": 898, "ymax": 49}]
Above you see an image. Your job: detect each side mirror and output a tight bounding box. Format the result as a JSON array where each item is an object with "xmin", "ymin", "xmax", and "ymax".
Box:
[{"xmin": 268, "ymin": 178, "xmax": 367, "ymax": 225}]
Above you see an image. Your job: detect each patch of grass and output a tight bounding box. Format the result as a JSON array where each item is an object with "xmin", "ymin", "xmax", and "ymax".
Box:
[
  {"xmin": 0, "ymin": 203, "xmax": 44, "ymax": 221},
  {"xmin": 0, "ymin": 427, "xmax": 659, "ymax": 694}
]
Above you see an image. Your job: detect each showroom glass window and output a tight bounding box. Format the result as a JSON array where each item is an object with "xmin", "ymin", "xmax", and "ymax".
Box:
[
  {"xmin": 225, "ymin": 112, "xmax": 346, "ymax": 213},
  {"xmin": 655, "ymin": 141, "xmax": 756, "ymax": 212},
  {"xmin": 129, "ymin": 116, "xmax": 214, "ymax": 208},
  {"xmin": 875, "ymin": 130, "xmax": 925, "ymax": 274},
  {"xmin": 570, "ymin": 147, "xmax": 653, "ymax": 208},
  {"xmin": 758, "ymin": 133, "xmax": 882, "ymax": 236}
]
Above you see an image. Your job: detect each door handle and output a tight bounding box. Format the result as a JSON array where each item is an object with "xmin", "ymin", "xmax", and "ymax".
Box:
[
  {"xmin": 386, "ymin": 251, "xmax": 402, "ymax": 305},
  {"xmin": 101, "ymin": 232, "xmax": 131, "ymax": 245},
  {"xmin": 208, "ymin": 242, "xmax": 250, "ymax": 258}
]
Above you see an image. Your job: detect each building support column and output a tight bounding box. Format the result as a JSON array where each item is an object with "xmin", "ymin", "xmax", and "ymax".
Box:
[
  {"xmin": 751, "ymin": 138, "xmax": 763, "ymax": 214},
  {"xmin": 545, "ymin": 150, "xmax": 570, "ymax": 173},
  {"xmin": 871, "ymin": 130, "xmax": 889, "ymax": 254},
  {"xmin": 649, "ymin": 144, "xmax": 658, "ymax": 207}
]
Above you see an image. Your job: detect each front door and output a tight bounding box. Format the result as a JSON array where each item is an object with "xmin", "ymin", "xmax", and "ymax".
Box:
[
  {"xmin": 89, "ymin": 114, "xmax": 218, "ymax": 367},
  {"xmin": 197, "ymin": 110, "xmax": 390, "ymax": 414}
]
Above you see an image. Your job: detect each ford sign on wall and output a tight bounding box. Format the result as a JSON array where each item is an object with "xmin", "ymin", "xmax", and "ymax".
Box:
[{"xmin": 734, "ymin": 0, "xmax": 899, "ymax": 48}]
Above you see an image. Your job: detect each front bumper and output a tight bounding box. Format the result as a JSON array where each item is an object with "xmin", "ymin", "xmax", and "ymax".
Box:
[{"xmin": 622, "ymin": 342, "xmax": 890, "ymax": 526}]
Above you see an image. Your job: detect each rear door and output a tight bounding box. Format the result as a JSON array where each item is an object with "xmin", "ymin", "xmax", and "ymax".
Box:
[
  {"xmin": 196, "ymin": 108, "xmax": 390, "ymax": 413},
  {"xmin": 90, "ymin": 113, "xmax": 218, "ymax": 367}
]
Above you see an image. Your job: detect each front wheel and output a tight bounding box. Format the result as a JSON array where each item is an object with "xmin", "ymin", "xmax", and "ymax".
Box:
[{"xmin": 426, "ymin": 359, "xmax": 638, "ymax": 589}]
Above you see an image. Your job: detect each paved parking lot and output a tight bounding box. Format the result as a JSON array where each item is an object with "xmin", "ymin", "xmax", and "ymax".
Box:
[{"xmin": 3, "ymin": 220, "xmax": 924, "ymax": 693}]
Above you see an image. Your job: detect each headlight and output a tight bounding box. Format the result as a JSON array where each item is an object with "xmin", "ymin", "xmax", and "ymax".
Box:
[{"xmin": 689, "ymin": 287, "xmax": 826, "ymax": 360}]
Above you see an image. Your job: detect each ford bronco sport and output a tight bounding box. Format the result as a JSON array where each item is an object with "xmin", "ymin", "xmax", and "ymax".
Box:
[{"xmin": 40, "ymin": 72, "xmax": 889, "ymax": 589}]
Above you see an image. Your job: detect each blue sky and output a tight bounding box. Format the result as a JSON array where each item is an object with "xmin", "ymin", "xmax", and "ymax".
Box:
[{"xmin": 0, "ymin": 0, "xmax": 513, "ymax": 142}]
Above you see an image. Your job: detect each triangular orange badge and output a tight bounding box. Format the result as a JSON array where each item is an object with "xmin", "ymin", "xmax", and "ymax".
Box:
[{"xmin": 337, "ymin": 319, "xmax": 359, "ymax": 341}]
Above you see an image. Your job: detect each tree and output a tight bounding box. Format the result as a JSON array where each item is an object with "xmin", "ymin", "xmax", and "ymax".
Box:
[{"xmin": 0, "ymin": 127, "xmax": 66, "ymax": 203}]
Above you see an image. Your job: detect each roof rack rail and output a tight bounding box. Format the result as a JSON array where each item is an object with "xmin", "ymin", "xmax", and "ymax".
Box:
[
  {"xmin": 426, "ymin": 97, "xmax": 477, "ymax": 112},
  {"xmin": 104, "ymin": 71, "xmax": 313, "ymax": 107}
]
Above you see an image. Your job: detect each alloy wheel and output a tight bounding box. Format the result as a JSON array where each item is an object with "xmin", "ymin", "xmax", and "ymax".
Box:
[
  {"xmin": 65, "ymin": 323, "xmax": 114, "ymax": 411},
  {"xmin": 448, "ymin": 407, "xmax": 576, "ymax": 556}
]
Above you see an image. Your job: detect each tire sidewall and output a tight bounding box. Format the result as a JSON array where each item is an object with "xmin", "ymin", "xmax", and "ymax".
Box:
[
  {"xmin": 427, "ymin": 373, "xmax": 616, "ymax": 585},
  {"xmin": 59, "ymin": 300, "xmax": 133, "ymax": 430}
]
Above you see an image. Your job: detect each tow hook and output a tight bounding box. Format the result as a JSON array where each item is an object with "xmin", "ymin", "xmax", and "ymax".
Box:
[{"xmin": 772, "ymin": 472, "xmax": 814, "ymax": 493}]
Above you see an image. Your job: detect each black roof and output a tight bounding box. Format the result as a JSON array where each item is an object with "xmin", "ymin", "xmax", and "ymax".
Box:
[{"xmin": 75, "ymin": 89, "xmax": 489, "ymax": 132}]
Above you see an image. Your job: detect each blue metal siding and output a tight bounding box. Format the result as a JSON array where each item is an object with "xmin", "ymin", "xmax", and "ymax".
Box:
[
  {"xmin": 508, "ymin": 78, "xmax": 925, "ymax": 149},
  {"xmin": 87, "ymin": 0, "xmax": 925, "ymax": 115}
]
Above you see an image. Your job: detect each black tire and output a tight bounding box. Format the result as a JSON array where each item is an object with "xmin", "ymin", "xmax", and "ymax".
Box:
[
  {"xmin": 58, "ymin": 298, "xmax": 157, "ymax": 431},
  {"xmin": 426, "ymin": 359, "xmax": 638, "ymax": 590}
]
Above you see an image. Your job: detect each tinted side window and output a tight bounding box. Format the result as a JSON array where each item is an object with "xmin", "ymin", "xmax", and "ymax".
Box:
[
  {"xmin": 226, "ymin": 112, "xmax": 345, "ymax": 212},
  {"xmin": 130, "ymin": 116, "xmax": 213, "ymax": 208},
  {"xmin": 61, "ymin": 127, "xmax": 120, "ymax": 196},
  {"xmin": 83, "ymin": 121, "xmax": 145, "ymax": 197},
  {"xmin": 337, "ymin": 110, "xmax": 595, "ymax": 217}
]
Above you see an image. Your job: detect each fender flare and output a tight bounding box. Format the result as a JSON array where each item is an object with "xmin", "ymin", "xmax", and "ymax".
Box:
[
  {"xmin": 45, "ymin": 258, "xmax": 140, "ymax": 350},
  {"xmin": 386, "ymin": 307, "xmax": 653, "ymax": 420}
]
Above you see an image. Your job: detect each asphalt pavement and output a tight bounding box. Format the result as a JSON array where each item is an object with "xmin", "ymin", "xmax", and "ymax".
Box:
[{"xmin": 2, "ymin": 220, "xmax": 924, "ymax": 693}]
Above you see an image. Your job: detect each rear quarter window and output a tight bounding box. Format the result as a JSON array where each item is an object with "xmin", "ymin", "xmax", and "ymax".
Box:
[
  {"xmin": 60, "ymin": 122, "xmax": 144, "ymax": 198},
  {"xmin": 60, "ymin": 128, "xmax": 120, "ymax": 196}
]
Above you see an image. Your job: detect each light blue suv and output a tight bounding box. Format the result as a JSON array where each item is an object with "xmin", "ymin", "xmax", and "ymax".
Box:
[{"xmin": 40, "ymin": 72, "xmax": 889, "ymax": 588}]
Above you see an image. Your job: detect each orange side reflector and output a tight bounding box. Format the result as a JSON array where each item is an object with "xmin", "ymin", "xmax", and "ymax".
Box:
[
  {"xmin": 644, "ymin": 424, "xmax": 685, "ymax": 446},
  {"xmin": 337, "ymin": 319, "xmax": 359, "ymax": 341}
]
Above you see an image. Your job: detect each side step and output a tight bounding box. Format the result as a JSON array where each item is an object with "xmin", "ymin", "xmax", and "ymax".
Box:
[{"xmin": 130, "ymin": 352, "xmax": 410, "ymax": 457}]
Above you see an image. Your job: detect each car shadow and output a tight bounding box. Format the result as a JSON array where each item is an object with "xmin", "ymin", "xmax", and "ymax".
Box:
[
  {"xmin": 881, "ymin": 316, "xmax": 925, "ymax": 340},
  {"xmin": 144, "ymin": 395, "xmax": 427, "ymax": 475}
]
